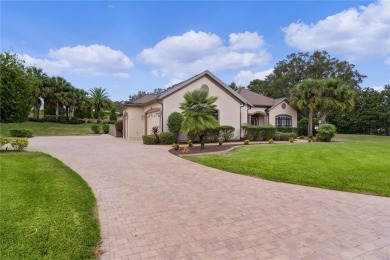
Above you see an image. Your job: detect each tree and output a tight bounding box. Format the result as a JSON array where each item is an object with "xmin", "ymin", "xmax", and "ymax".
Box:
[
  {"xmin": 89, "ymin": 87, "xmax": 112, "ymax": 123},
  {"xmin": 290, "ymin": 79, "xmax": 324, "ymax": 136},
  {"xmin": 167, "ymin": 112, "xmax": 184, "ymax": 142},
  {"xmin": 228, "ymin": 82, "xmax": 238, "ymax": 91},
  {"xmin": 28, "ymin": 66, "xmax": 48, "ymax": 120},
  {"xmin": 129, "ymin": 90, "xmax": 147, "ymax": 102},
  {"xmin": 317, "ymin": 78, "xmax": 356, "ymax": 124},
  {"xmin": 250, "ymin": 50, "xmax": 366, "ymax": 98},
  {"xmin": 179, "ymin": 89, "xmax": 219, "ymax": 149},
  {"xmin": 0, "ymin": 52, "xmax": 36, "ymax": 122}
]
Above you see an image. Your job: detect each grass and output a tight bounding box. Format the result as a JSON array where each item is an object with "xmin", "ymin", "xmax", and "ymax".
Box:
[
  {"xmin": 185, "ymin": 135, "xmax": 390, "ymax": 197},
  {"xmin": 0, "ymin": 152, "xmax": 100, "ymax": 259},
  {"xmin": 0, "ymin": 121, "xmax": 96, "ymax": 137}
]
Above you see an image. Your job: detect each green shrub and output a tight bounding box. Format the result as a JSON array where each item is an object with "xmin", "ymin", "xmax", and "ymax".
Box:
[
  {"xmin": 167, "ymin": 112, "xmax": 184, "ymax": 142},
  {"xmin": 241, "ymin": 125, "xmax": 258, "ymax": 140},
  {"xmin": 218, "ymin": 137, "xmax": 224, "ymax": 146},
  {"xmin": 276, "ymin": 127, "xmax": 298, "ymax": 134},
  {"xmin": 289, "ymin": 132, "xmax": 297, "ymax": 139},
  {"xmin": 91, "ymin": 125, "xmax": 100, "ymax": 134},
  {"xmin": 9, "ymin": 129, "xmax": 32, "ymax": 137},
  {"xmin": 142, "ymin": 134, "xmax": 159, "ymax": 145},
  {"xmin": 172, "ymin": 143, "xmax": 180, "ymax": 150},
  {"xmin": 316, "ymin": 124, "xmax": 337, "ymax": 142},
  {"xmin": 274, "ymin": 132, "xmax": 281, "ymax": 141},
  {"xmin": 0, "ymin": 137, "xmax": 10, "ymax": 149},
  {"xmin": 159, "ymin": 132, "xmax": 176, "ymax": 145},
  {"xmin": 268, "ymin": 139, "xmax": 274, "ymax": 144},
  {"xmin": 205, "ymin": 128, "xmax": 220, "ymax": 142},
  {"xmin": 241, "ymin": 125, "xmax": 276, "ymax": 141},
  {"xmin": 244, "ymin": 139, "xmax": 250, "ymax": 145},
  {"xmin": 187, "ymin": 133, "xmax": 199, "ymax": 142},
  {"xmin": 187, "ymin": 140, "xmax": 193, "ymax": 147},
  {"xmin": 102, "ymin": 124, "xmax": 109, "ymax": 134},
  {"xmin": 219, "ymin": 125, "xmax": 235, "ymax": 141},
  {"xmin": 289, "ymin": 137, "xmax": 295, "ymax": 143},
  {"xmin": 115, "ymin": 120, "xmax": 123, "ymax": 132},
  {"xmin": 10, "ymin": 138, "xmax": 28, "ymax": 151},
  {"xmin": 109, "ymin": 108, "xmax": 118, "ymax": 121},
  {"xmin": 280, "ymin": 133, "xmax": 290, "ymax": 141}
]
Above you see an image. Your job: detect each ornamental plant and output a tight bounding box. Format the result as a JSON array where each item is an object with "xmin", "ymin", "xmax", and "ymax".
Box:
[
  {"xmin": 172, "ymin": 143, "xmax": 180, "ymax": 150},
  {"xmin": 218, "ymin": 137, "xmax": 224, "ymax": 146},
  {"xmin": 289, "ymin": 137, "xmax": 295, "ymax": 143},
  {"xmin": 0, "ymin": 137, "xmax": 10, "ymax": 150},
  {"xmin": 268, "ymin": 139, "xmax": 274, "ymax": 144},
  {"xmin": 151, "ymin": 126, "xmax": 160, "ymax": 143},
  {"xmin": 102, "ymin": 124, "xmax": 109, "ymax": 134},
  {"xmin": 187, "ymin": 140, "xmax": 193, "ymax": 147},
  {"xmin": 182, "ymin": 147, "xmax": 189, "ymax": 154},
  {"xmin": 316, "ymin": 124, "xmax": 337, "ymax": 142},
  {"xmin": 10, "ymin": 138, "xmax": 28, "ymax": 151},
  {"xmin": 244, "ymin": 139, "xmax": 250, "ymax": 145},
  {"xmin": 91, "ymin": 125, "xmax": 100, "ymax": 134}
]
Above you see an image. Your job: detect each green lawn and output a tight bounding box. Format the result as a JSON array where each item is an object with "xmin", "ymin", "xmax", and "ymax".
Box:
[
  {"xmin": 0, "ymin": 122, "xmax": 96, "ymax": 137},
  {"xmin": 186, "ymin": 135, "xmax": 390, "ymax": 197},
  {"xmin": 0, "ymin": 152, "xmax": 100, "ymax": 259}
]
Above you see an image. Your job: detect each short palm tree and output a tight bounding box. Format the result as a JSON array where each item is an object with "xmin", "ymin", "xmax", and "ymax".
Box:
[
  {"xmin": 89, "ymin": 87, "xmax": 112, "ymax": 123},
  {"xmin": 180, "ymin": 89, "xmax": 219, "ymax": 149}
]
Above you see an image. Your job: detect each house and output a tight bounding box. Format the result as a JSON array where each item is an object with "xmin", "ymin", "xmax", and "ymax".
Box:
[{"xmin": 122, "ymin": 70, "xmax": 297, "ymax": 140}]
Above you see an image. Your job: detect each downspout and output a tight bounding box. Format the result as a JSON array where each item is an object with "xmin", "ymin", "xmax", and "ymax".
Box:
[
  {"xmin": 240, "ymin": 103, "xmax": 244, "ymax": 139},
  {"xmin": 245, "ymin": 103, "xmax": 252, "ymax": 139},
  {"xmin": 157, "ymin": 98, "xmax": 163, "ymax": 132}
]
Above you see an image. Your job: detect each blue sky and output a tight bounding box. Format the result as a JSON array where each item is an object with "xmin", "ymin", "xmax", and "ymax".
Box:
[{"xmin": 2, "ymin": 0, "xmax": 389, "ymax": 101}]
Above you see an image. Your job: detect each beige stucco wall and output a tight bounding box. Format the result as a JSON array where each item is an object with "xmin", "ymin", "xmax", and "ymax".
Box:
[
  {"xmin": 268, "ymin": 102, "xmax": 297, "ymax": 127},
  {"xmin": 162, "ymin": 76, "xmax": 246, "ymax": 140},
  {"xmin": 123, "ymin": 107, "xmax": 144, "ymax": 139}
]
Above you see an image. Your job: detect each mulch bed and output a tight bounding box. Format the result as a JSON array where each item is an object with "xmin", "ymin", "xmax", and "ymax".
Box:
[{"xmin": 169, "ymin": 143, "xmax": 245, "ymax": 156}]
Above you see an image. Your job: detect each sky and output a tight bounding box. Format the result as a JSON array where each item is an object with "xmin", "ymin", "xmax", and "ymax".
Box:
[{"xmin": 2, "ymin": 0, "xmax": 390, "ymax": 101}]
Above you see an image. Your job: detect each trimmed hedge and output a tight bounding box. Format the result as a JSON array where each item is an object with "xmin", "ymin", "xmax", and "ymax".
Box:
[
  {"xmin": 91, "ymin": 125, "xmax": 100, "ymax": 134},
  {"xmin": 241, "ymin": 125, "xmax": 277, "ymax": 141},
  {"xmin": 9, "ymin": 129, "xmax": 32, "ymax": 137},
  {"xmin": 102, "ymin": 124, "xmax": 109, "ymax": 134},
  {"xmin": 279, "ymin": 132, "xmax": 290, "ymax": 141},
  {"xmin": 142, "ymin": 134, "xmax": 159, "ymax": 145},
  {"xmin": 159, "ymin": 132, "xmax": 176, "ymax": 145},
  {"xmin": 219, "ymin": 125, "xmax": 235, "ymax": 141}
]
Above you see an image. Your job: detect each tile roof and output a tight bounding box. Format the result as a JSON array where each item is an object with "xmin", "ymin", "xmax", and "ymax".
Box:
[
  {"xmin": 236, "ymin": 88, "xmax": 276, "ymax": 107},
  {"xmin": 131, "ymin": 94, "xmax": 158, "ymax": 104}
]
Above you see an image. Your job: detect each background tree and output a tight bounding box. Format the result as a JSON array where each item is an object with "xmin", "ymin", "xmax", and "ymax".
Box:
[
  {"xmin": 290, "ymin": 79, "xmax": 324, "ymax": 136},
  {"xmin": 180, "ymin": 89, "xmax": 219, "ymax": 149},
  {"xmin": 228, "ymin": 82, "xmax": 238, "ymax": 91},
  {"xmin": 29, "ymin": 66, "xmax": 48, "ymax": 120},
  {"xmin": 0, "ymin": 52, "xmax": 36, "ymax": 122},
  {"xmin": 89, "ymin": 87, "xmax": 112, "ymax": 123},
  {"xmin": 167, "ymin": 112, "xmax": 184, "ymax": 143},
  {"xmin": 249, "ymin": 50, "xmax": 366, "ymax": 98}
]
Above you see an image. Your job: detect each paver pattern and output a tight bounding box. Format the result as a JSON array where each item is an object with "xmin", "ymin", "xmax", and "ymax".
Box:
[{"xmin": 29, "ymin": 135, "xmax": 390, "ymax": 260}]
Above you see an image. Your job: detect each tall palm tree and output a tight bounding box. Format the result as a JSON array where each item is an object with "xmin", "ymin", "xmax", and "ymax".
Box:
[
  {"xmin": 89, "ymin": 87, "xmax": 112, "ymax": 123},
  {"xmin": 29, "ymin": 67, "xmax": 48, "ymax": 120},
  {"xmin": 44, "ymin": 77, "xmax": 72, "ymax": 121},
  {"xmin": 290, "ymin": 79, "xmax": 324, "ymax": 136},
  {"xmin": 317, "ymin": 78, "xmax": 356, "ymax": 124},
  {"xmin": 179, "ymin": 89, "xmax": 219, "ymax": 150}
]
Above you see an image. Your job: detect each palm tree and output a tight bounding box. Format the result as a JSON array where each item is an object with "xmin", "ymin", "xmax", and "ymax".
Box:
[
  {"xmin": 29, "ymin": 67, "xmax": 48, "ymax": 120},
  {"xmin": 44, "ymin": 77, "xmax": 72, "ymax": 121},
  {"xmin": 317, "ymin": 78, "xmax": 356, "ymax": 124},
  {"xmin": 179, "ymin": 89, "xmax": 219, "ymax": 150},
  {"xmin": 290, "ymin": 79, "xmax": 324, "ymax": 136},
  {"xmin": 89, "ymin": 87, "xmax": 112, "ymax": 123}
]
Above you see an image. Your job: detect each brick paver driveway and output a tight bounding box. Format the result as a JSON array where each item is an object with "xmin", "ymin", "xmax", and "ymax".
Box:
[{"xmin": 29, "ymin": 135, "xmax": 389, "ymax": 260}]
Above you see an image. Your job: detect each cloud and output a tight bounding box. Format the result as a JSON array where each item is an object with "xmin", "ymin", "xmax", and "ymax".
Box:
[
  {"xmin": 19, "ymin": 44, "xmax": 133, "ymax": 77},
  {"xmin": 234, "ymin": 68, "xmax": 274, "ymax": 86},
  {"xmin": 138, "ymin": 30, "xmax": 271, "ymax": 80},
  {"xmin": 283, "ymin": 0, "xmax": 390, "ymax": 62}
]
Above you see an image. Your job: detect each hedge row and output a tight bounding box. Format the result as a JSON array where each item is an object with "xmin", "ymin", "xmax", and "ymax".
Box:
[
  {"xmin": 241, "ymin": 125, "xmax": 277, "ymax": 141},
  {"xmin": 9, "ymin": 129, "xmax": 32, "ymax": 137}
]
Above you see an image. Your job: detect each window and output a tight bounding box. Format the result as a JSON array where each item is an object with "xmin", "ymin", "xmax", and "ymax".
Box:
[
  {"xmin": 251, "ymin": 117, "xmax": 258, "ymax": 125},
  {"xmin": 275, "ymin": 115, "xmax": 292, "ymax": 127}
]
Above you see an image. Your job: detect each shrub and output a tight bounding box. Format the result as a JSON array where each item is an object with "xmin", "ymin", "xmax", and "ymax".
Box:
[
  {"xmin": 9, "ymin": 129, "xmax": 32, "ymax": 137},
  {"xmin": 289, "ymin": 132, "xmax": 297, "ymax": 139},
  {"xmin": 172, "ymin": 143, "xmax": 180, "ymax": 150},
  {"xmin": 151, "ymin": 126, "xmax": 160, "ymax": 143},
  {"xmin": 279, "ymin": 133, "xmax": 290, "ymax": 141},
  {"xmin": 167, "ymin": 112, "xmax": 184, "ymax": 142},
  {"xmin": 115, "ymin": 120, "xmax": 123, "ymax": 132},
  {"xmin": 241, "ymin": 125, "xmax": 258, "ymax": 140},
  {"xmin": 276, "ymin": 127, "xmax": 298, "ymax": 134},
  {"xmin": 241, "ymin": 125, "xmax": 276, "ymax": 141},
  {"xmin": 259, "ymin": 126, "xmax": 277, "ymax": 141},
  {"xmin": 308, "ymin": 138, "xmax": 313, "ymax": 143},
  {"xmin": 299, "ymin": 135, "xmax": 305, "ymax": 139},
  {"xmin": 244, "ymin": 139, "xmax": 250, "ymax": 145},
  {"xmin": 205, "ymin": 128, "xmax": 220, "ymax": 142},
  {"xmin": 316, "ymin": 124, "xmax": 337, "ymax": 142},
  {"xmin": 159, "ymin": 132, "xmax": 176, "ymax": 145},
  {"xmin": 274, "ymin": 132, "xmax": 281, "ymax": 141},
  {"xmin": 182, "ymin": 147, "xmax": 189, "ymax": 154},
  {"xmin": 109, "ymin": 108, "xmax": 118, "ymax": 121},
  {"xmin": 219, "ymin": 125, "xmax": 235, "ymax": 141},
  {"xmin": 0, "ymin": 137, "xmax": 10, "ymax": 149},
  {"xmin": 142, "ymin": 134, "xmax": 158, "ymax": 145},
  {"xmin": 187, "ymin": 133, "xmax": 199, "ymax": 142},
  {"xmin": 10, "ymin": 138, "xmax": 28, "ymax": 151},
  {"xmin": 187, "ymin": 140, "xmax": 193, "ymax": 147},
  {"xmin": 102, "ymin": 124, "xmax": 109, "ymax": 134},
  {"xmin": 91, "ymin": 125, "xmax": 100, "ymax": 134},
  {"xmin": 268, "ymin": 139, "xmax": 274, "ymax": 144},
  {"xmin": 218, "ymin": 137, "xmax": 224, "ymax": 146},
  {"xmin": 289, "ymin": 137, "xmax": 295, "ymax": 143}
]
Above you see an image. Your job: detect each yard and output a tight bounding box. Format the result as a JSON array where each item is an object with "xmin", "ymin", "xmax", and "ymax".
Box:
[
  {"xmin": 0, "ymin": 121, "xmax": 96, "ymax": 137},
  {"xmin": 0, "ymin": 152, "xmax": 100, "ymax": 259},
  {"xmin": 186, "ymin": 135, "xmax": 390, "ymax": 197}
]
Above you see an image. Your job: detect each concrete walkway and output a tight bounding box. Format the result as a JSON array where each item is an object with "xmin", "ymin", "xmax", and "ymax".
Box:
[{"xmin": 29, "ymin": 135, "xmax": 390, "ymax": 260}]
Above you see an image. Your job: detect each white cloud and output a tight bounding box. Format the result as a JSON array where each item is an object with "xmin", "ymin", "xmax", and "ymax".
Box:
[
  {"xmin": 283, "ymin": 0, "xmax": 390, "ymax": 62},
  {"xmin": 19, "ymin": 44, "xmax": 133, "ymax": 77},
  {"xmin": 370, "ymin": 85, "xmax": 385, "ymax": 91},
  {"xmin": 234, "ymin": 68, "xmax": 274, "ymax": 86},
  {"xmin": 138, "ymin": 30, "xmax": 271, "ymax": 80}
]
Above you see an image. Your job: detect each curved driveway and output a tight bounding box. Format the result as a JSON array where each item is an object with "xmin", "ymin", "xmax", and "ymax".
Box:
[{"xmin": 29, "ymin": 135, "xmax": 389, "ymax": 259}]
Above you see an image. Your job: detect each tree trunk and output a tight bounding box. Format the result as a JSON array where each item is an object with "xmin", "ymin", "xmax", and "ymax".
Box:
[
  {"xmin": 199, "ymin": 135, "xmax": 205, "ymax": 150},
  {"xmin": 320, "ymin": 112, "xmax": 327, "ymax": 125},
  {"xmin": 55, "ymin": 102, "xmax": 59, "ymax": 121},
  {"xmin": 65, "ymin": 107, "xmax": 69, "ymax": 122},
  {"xmin": 34, "ymin": 105, "xmax": 39, "ymax": 120},
  {"xmin": 308, "ymin": 110, "xmax": 314, "ymax": 137}
]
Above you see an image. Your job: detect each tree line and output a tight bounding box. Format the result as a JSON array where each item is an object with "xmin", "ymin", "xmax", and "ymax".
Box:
[{"xmin": 0, "ymin": 52, "xmax": 112, "ymax": 123}]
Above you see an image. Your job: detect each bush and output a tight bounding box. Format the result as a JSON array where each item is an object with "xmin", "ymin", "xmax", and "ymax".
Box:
[
  {"xmin": 159, "ymin": 132, "xmax": 176, "ymax": 145},
  {"xmin": 0, "ymin": 137, "xmax": 10, "ymax": 149},
  {"xmin": 205, "ymin": 128, "xmax": 220, "ymax": 142},
  {"xmin": 241, "ymin": 125, "xmax": 276, "ymax": 141},
  {"xmin": 115, "ymin": 120, "xmax": 123, "ymax": 132},
  {"xmin": 274, "ymin": 132, "xmax": 281, "ymax": 141},
  {"xmin": 109, "ymin": 108, "xmax": 117, "ymax": 121},
  {"xmin": 268, "ymin": 139, "xmax": 274, "ymax": 144},
  {"xmin": 241, "ymin": 125, "xmax": 257, "ymax": 140},
  {"xmin": 91, "ymin": 125, "xmax": 100, "ymax": 134},
  {"xmin": 102, "ymin": 124, "xmax": 109, "ymax": 134},
  {"xmin": 142, "ymin": 134, "xmax": 159, "ymax": 145},
  {"xmin": 172, "ymin": 143, "xmax": 180, "ymax": 150},
  {"xmin": 244, "ymin": 139, "xmax": 250, "ymax": 145},
  {"xmin": 167, "ymin": 112, "xmax": 184, "ymax": 142},
  {"xmin": 187, "ymin": 140, "xmax": 193, "ymax": 147},
  {"xmin": 9, "ymin": 129, "xmax": 32, "ymax": 137},
  {"xmin": 289, "ymin": 137, "xmax": 295, "ymax": 143},
  {"xmin": 10, "ymin": 138, "xmax": 28, "ymax": 151},
  {"xmin": 316, "ymin": 124, "xmax": 337, "ymax": 142},
  {"xmin": 289, "ymin": 132, "xmax": 297, "ymax": 139},
  {"xmin": 182, "ymin": 147, "xmax": 189, "ymax": 154},
  {"xmin": 218, "ymin": 137, "xmax": 224, "ymax": 146},
  {"xmin": 219, "ymin": 125, "xmax": 235, "ymax": 141},
  {"xmin": 279, "ymin": 133, "xmax": 290, "ymax": 141}
]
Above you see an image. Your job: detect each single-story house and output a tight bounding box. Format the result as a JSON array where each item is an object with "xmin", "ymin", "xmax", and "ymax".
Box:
[{"xmin": 122, "ymin": 70, "xmax": 297, "ymax": 140}]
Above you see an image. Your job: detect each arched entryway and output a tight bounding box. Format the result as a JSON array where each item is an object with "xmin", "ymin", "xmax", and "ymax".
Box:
[{"xmin": 248, "ymin": 111, "xmax": 267, "ymax": 126}]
